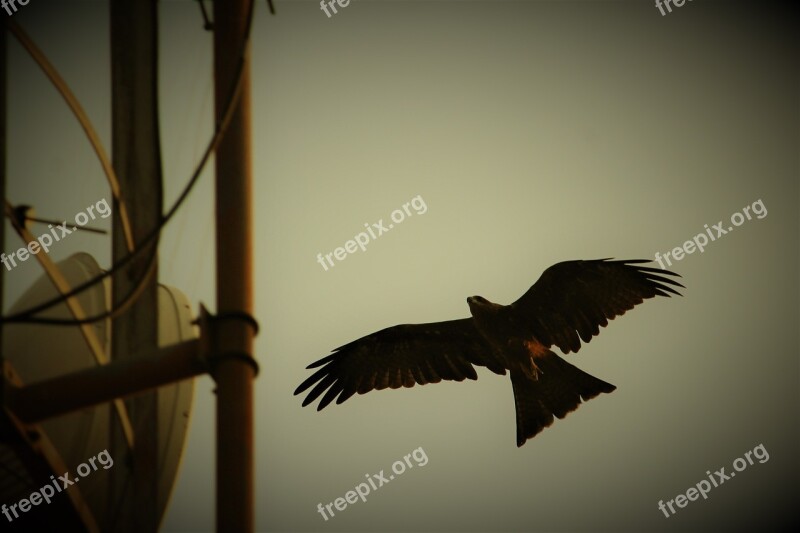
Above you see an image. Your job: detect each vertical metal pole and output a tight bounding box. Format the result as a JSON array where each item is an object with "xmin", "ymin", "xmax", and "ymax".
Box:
[
  {"xmin": 109, "ymin": 1, "xmax": 162, "ymax": 530},
  {"xmin": 213, "ymin": 0, "xmax": 255, "ymax": 531},
  {"xmin": 1, "ymin": 20, "xmax": 6, "ymax": 360}
]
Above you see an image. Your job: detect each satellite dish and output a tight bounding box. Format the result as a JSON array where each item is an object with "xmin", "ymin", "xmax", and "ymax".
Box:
[{"xmin": 1, "ymin": 252, "xmax": 195, "ymax": 529}]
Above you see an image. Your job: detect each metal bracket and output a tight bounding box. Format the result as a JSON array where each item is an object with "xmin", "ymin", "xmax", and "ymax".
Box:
[{"xmin": 196, "ymin": 304, "xmax": 260, "ymax": 377}]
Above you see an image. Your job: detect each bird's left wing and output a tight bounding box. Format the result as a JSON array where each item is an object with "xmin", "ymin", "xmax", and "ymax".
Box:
[
  {"xmin": 510, "ymin": 259, "xmax": 684, "ymax": 354},
  {"xmin": 294, "ymin": 318, "xmax": 506, "ymax": 410}
]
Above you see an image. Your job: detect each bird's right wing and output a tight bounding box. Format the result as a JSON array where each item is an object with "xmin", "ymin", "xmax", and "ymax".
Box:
[
  {"xmin": 510, "ymin": 259, "xmax": 684, "ymax": 354},
  {"xmin": 294, "ymin": 318, "xmax": 507, "ymax": 410}
]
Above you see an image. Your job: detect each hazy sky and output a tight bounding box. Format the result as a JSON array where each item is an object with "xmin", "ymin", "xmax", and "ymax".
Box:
[{"xmin": 3, "ymin": 0, "xmax": 798, "ymax": 531}]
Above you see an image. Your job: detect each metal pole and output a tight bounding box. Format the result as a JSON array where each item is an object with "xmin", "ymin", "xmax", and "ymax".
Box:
[
  {"xmin": 7, "ymin": 339, "xmax": 203, "ymax": 423},
  {"xmin": 213, "ymin": 0, "xmax": 256, "ymax": 531},
  {"xmin": 109, "ymin": 0, "xmax": 162, "ymax": 530},
  {"xmin": 1, "ymin": 20, "xmax": 6, "ymax": 362}
]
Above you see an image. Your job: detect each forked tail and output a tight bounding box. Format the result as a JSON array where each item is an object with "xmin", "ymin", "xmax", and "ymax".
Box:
[{"xmin": 511, "ymin": 350, "xmax": 616, "ymax": 446}]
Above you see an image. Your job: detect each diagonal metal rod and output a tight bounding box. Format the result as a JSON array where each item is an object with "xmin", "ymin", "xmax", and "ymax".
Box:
[
  {"xmin": 6, "ymin": 338, "xmax": 203, "ymax": 423},
  {"xmin": 26, "ymin": 215, "xmax": 108, "ymax": 234}
]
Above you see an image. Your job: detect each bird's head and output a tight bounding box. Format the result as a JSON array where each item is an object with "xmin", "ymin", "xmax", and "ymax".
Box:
[
  {"xmin": 467, "ymin": 295, "xmax": 498, "ymax": 314},
  {"xmin": 467, "ymin": 296, "xmax": 486, "ymax": 306}
]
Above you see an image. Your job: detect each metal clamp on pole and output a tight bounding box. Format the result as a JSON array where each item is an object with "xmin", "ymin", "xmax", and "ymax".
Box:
[{"xmin": 196, "ymin": 305, "xmax": 260, "ymax": 377}]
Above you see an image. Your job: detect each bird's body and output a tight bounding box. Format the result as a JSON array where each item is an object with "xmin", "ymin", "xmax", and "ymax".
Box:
[
  {"xmin": 468, "ymin": 296, "xmax": 547, "ymax": 379},
  {"xmin": 295, "ymin": 259, "xmax": 683, "ymax": 446}
]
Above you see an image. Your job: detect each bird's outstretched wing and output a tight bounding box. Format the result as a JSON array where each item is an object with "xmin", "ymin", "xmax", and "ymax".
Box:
[
  {"xmin": 294, "ymin": 319, "xmax": 507, "ymax": 410},
  {"xmin": 510, "ymin": 259, "xmax": 684, "ymax": 354}
]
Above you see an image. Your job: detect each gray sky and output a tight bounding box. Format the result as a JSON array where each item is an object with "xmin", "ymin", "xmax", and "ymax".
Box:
[{"xmin": 3, "ymin": 0, "xmax": 798, "ymax": 531}]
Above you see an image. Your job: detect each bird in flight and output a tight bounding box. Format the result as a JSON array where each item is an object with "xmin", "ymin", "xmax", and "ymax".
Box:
[{"xmin": 295, "ymin": 259, "xmax": 683, "ymax": 446}]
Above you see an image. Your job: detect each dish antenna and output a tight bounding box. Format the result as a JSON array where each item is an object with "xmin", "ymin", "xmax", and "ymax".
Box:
[{"xmin": 1, "ymin": 253, "xmax": 194, "ymax": 530}]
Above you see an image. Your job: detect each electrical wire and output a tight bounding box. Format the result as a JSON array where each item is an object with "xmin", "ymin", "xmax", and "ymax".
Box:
[
  {"xmin": 1, "ymin": 0, "xmax": 256, "ymax": 325},
  {"xmin": 8, "ymin": 243, "xmax": 158, "ymax": 325}
]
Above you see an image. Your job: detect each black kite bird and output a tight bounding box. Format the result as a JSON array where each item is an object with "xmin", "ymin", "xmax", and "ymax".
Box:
[{"xmin": 295, "ymin": 259, "xmax": 683, "ymax": 446}]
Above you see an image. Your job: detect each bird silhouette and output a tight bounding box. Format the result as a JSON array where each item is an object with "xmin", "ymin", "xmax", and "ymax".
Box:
[{"xmin": 295, "ymin": 259, "xmax": 683, "ymax": 446}]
